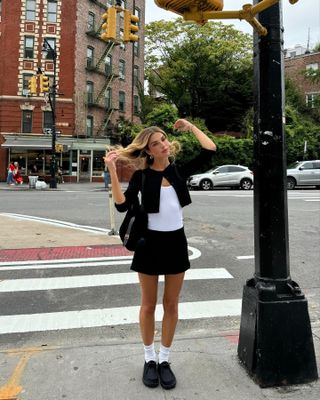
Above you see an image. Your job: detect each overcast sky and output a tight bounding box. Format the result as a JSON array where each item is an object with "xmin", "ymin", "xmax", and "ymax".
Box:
[{"xmin": 145, "ymin": 1, "xmax": 319, "ymax": 50}]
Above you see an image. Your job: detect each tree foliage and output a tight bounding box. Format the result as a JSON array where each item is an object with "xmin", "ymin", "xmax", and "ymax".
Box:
[{"xmin": 145, "ymin": 19, "xmax": 253, "ymax": 132}]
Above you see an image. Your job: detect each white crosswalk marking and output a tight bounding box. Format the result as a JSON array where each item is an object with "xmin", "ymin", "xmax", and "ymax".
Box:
[
  {"xmin": 0, "ymin": 300, "xmax": 242, "ymax": 335},
  {"xmin": 0, "ymin": 254, "xmax": 240, "ymax": 335},
  {"xmin": 0, "ymin": 268, "xmax": 233, "ymax": 292}
]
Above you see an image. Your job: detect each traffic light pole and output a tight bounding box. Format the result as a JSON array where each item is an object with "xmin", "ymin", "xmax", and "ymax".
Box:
[
  {"xmin": 43, "ymin": 39, "xmax": 57, "ymax": 189},
  {"xmin": 237, "ymin": 0, "xmax": 318, "ymax": 386}
]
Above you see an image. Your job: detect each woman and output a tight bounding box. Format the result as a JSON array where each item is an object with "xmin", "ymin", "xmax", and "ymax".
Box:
[{"xmin": 104, "ymin": 119, "xmax": 216, "ymax": 390}]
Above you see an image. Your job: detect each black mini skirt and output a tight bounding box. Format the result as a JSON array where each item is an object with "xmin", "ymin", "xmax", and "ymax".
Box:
[{"xmin": 131, "ymin": 227, "xmax": 190, "ymax": 275}]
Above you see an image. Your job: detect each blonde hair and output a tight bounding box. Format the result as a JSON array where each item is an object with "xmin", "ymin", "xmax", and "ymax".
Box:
[{"xmin": 109, "ymin": 126, "xmax": 181, "ymax": 169}]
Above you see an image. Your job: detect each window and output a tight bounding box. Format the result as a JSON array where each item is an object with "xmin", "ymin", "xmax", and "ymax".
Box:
[
  {"xmin": 22, "ymin": 110, "xmax": 33, "ymax": 133},
  {"xmin": 134, "ymin": 7, "xmax": 141, "ymax": 27},
  {"xmin": 133, "ymin": 41, "xmax": 139, "ymax": 57},
  {"xmin": 44, "ymin": 38, "xmax": 56, "ymax": 59},
  {"xmin": 306, "ymin": 63, "xmax": 319, "ymax": 71},
  {"xmin": 105, "ymin": 54, "xmax": 112, "ymax": 76},
  {"xmin": 133, "ymin": 95, "xmax": 139, "ymax": 114},
  {"xmin": 47, "ymin": 0, "xmax": 57, "ymax": 23},
  {"xmin": 26, "ymin": 0, "xmax": 36, "ymax": 21},
  {"xmin": 87, "ymin": 81, "xmax": 94, "ymax": 104},
  {"xmin": 301, "ymin": 162, "xmax": 314, "ymax": 170},
  {"xmin": 24, "ymin": 37, "xmax": 34, "ymax": 59},
  {"xmin": 43, "ymin": 111, "xmax": 53, "ymax": 130},
  {"xmin": 216, "ymin": 166, "xmax": 229, "ymax": 173},
  {"xmin": 86, "ymin": 116, "xmax": 93, "ymax": 136},
  {"xmin": 105, "ymin": 87, "xmax": 112, "ymax": 110},
  {"xmin": 119, "ymin": 91, "xmax": 125, "ymax": 112},
  {"xmin": 88, "ymin": 12, "xmax": 95, "ymax": 31},
  {"xmin": 133, "ymin": 65, "xmax": 139, "ymax": 86},
  {"xmin": 119, "ymin": 60, "xmax": 125, "ymax": 80},
  {"xmin": 306, "ymin": 93, "xmax": 320, "ymax": 109},
  {"xmin": 87, "ymin": 47, "xmax": 94, "ymax": 68},
  {"xmin": 228, "ymin": 166, "xmax": 245, "ymax": 172}
]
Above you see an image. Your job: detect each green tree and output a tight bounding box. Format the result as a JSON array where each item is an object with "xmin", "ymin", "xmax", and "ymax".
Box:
[{"xmin": 145, "ymin": 19, "xmax": 253, "ymax": 132}]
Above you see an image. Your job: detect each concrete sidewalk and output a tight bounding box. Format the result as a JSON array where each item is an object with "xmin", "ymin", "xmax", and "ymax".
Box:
[{"xmin": 0, "ymin": 214, "xmax": 319, "ymax": 400}]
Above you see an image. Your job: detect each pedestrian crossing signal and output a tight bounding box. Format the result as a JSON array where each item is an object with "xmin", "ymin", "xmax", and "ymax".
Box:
[
  {"xmin": 55, "ymin": 144, "xmax": 63, "ymax": 153},
  {"xmin": 123, "ymin": 10, "xmax": 139, "ymax": 42}
]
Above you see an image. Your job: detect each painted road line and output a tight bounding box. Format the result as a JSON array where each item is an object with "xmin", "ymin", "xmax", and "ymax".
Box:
[
  {"xmin": 237, "ymin": 255, "xmax": 254, "ymax": 260},
  {"xmin": 0, "ymin": 213, "xmax": 109, "ymax": 235},
  {"xmin": 305, "ymin": 199, "xmax": 320, "ymax": 202},
  {"xmin": 0, "ymin": 260, "xmax": 132, "ymax": 271},
  {"xmin": 0, "ymin": 299, "xmax": 241, "ymax": 334},
  {"xmin": 0, "ymin": 256, "xmax": 132, "ymax": 267},
  {"xmin": 0, "ymin": 268, "xmax": 233, "ymax": 292}
]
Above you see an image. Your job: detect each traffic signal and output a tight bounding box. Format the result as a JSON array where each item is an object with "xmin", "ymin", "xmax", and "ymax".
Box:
[
  {"xmin": 28, "ymin": 76, "xmax": 37, "ymax": 95},
  {"xmin": 123, "ymin": 9, "xmax": 139, "ymax": 42},
  {"xmin": 100, "ymin": 7, "xmax": 117, "ymax": 41},
  {"xmin": 40, "ymin": 75, "xmax": 50, "ymax": 93},
  {"xmin": 55, "ymin": 144, "xmax": 63, "ymax": 153}
]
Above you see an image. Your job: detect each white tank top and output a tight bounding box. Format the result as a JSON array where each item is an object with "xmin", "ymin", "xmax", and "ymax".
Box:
[{"xmin": 148, "ymin": 186, "xmax": 183, "ymax": 231}]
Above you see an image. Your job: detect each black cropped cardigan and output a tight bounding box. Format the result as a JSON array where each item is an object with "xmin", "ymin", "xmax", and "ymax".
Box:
[{"xmin": 115, "ymin": 148, "xmax": 215, "ymax": 214}]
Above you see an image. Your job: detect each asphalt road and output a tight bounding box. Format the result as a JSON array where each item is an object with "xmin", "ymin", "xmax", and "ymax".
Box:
[{"xmin": 0, "ymin": 188, "xmax": 319, "ymax": 347}]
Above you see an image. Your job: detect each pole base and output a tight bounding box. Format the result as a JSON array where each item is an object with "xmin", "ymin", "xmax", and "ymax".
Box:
[{"xmin": 238, "ymin": 280, "xmax": 318, "ymax": 387}]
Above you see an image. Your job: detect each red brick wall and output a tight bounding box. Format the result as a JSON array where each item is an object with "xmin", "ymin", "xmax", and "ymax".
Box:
[{"xmin": 285, "ymin": 52, "xmax": 320, "ymax": 96}]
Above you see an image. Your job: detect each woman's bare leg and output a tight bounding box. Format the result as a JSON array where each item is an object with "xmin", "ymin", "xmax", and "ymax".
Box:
[
  {"xmin": 161, "ymin": 272, "xmax": 185, "ymax": 347},
  {"xmin": 138, "ymin": 273, "xmax": 159, "ymax": 345}
]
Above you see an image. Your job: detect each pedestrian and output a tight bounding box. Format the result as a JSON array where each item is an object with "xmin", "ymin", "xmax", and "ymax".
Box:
[
  {"xmin": 13, "ymin": 162, "xmax": 23, "ymax": 185},
  {"xmin": 104, "ymin": 119, "xmax": 216, "ymax": 390},
  {"xmin": 6, "ymin": 162, "xmax": 15, "ymax": 185},
  {"xmin": 57, "ymin": 167, "xmax": 64, "ymax": 183}
]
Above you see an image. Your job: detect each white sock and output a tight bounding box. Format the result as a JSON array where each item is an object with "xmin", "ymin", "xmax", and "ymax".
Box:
[
  {"xmin": 143, "ymin": 343, "xmax": 157, "ymax": 363},
  {"xmin": 159, "ymin": 344, "xmax": 170, "ymax": 364}
]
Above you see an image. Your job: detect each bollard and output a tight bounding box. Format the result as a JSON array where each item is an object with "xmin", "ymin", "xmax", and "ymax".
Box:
[{"xmin": 107, "ymin": 183, "xmax": 118, "ymax": 235}]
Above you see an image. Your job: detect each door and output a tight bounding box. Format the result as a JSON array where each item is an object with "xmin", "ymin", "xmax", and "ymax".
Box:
[{"xmin": 79, "ymin": 156, "xmax": 91, "ymax": 182}]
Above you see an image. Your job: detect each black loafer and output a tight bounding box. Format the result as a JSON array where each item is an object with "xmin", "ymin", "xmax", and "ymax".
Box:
[
  {"xmin": 158, "ymin": 362, "xmax": 176, "ymax": 390},
  {"xmin": 142, "ymin": 361, "xmax": 159, "ymax": 388}
]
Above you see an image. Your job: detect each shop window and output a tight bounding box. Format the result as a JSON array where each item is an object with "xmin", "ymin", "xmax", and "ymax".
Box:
[
  {"xmin": 24, "ymin": 37, "xmax": 34, "ymax": 59},
  {"xmin": 119, "ymin": 91, "xmax": 125, "ymax": 112},
  {"xmin": 47, "ymin": 0, "xmax": 57, "ymax": 23},
  {"xmin": 22, "ymin": 110, "xmax": 33, "ymax": 133},
  {"xmin": 26, "ymin": 0, "xmax": 36, "ymax": 21},
  {"xmin": 93, "ymin": 150, "xmax": 105, "ymax": 176}
]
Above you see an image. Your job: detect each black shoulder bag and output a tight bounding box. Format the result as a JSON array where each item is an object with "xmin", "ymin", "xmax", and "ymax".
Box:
[{"xmin": 119, "ymin": 172, "xmax": 147, "ymax": 251}]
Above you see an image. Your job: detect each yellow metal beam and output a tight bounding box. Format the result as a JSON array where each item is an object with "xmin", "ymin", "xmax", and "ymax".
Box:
[{"xmin": 155, "ymin": 0, "xmax": 300, "ymax": 36}]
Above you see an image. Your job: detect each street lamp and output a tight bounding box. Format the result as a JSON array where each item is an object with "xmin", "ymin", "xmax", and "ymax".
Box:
[{"xmin": 42, "ymin": 38, "xmax": 57, "ymax": 189}]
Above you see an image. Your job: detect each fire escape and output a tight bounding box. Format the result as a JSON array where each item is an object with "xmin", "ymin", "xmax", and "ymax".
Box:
[{"xmin": 86, "ymin": 2, "xmax": 119, "ymax": 138}]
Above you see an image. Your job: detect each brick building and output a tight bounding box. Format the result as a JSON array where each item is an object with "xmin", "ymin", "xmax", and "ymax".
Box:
[
  {"xmin": 0, "ymin": 0, "xmax": 145, "ymax": 183},
  {"xmin": 284, "ymin": 51, "xmax": 320, "ymax": 109}
]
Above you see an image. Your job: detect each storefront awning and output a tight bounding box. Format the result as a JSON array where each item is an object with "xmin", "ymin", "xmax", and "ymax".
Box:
[{"xmin": 1, "ymin": 134, "xmax": 110, "ymax": 151}]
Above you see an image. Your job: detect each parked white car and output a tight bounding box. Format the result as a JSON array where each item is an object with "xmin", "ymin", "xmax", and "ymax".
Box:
[
  {"xmin": 188, "ymin": 165, "xmax": 254, "ymax": 190},
  {"xmin": 287, "ymin": 160, "xmax": 320, "ymax": 189}
]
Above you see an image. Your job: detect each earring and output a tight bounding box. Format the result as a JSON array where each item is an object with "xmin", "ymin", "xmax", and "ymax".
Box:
[{"xmin": 149, "ymin": 155, "xmax": 153, "ymax": 160}]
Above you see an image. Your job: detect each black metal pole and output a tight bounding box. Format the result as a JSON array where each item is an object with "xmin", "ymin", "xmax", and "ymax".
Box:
[
  {"xmin": 44, "ymin": 39, "xmax": 57, "ymax": 189},
  {"xmin": 237, "ymin": 0, "xmax": 318, "ymax": 387}
]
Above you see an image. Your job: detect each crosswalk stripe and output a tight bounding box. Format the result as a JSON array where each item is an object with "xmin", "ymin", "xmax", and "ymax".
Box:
[
  {"xmin": 0, "ymin": 256, "xmax": 132, "ymax": 267},
  {"xmin": 0, "ymin": 259, "xmax": 132, "ymax": 271},
  {"xmin": 0, "ymin": 268, "xmax": 233, "ymax": 292},
  {"xmin": 0, "ymin": 299, "xmax": 242, "ymax": 334}
]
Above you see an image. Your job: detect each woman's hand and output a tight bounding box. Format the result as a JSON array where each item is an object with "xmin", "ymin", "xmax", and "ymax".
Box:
[
  {"xmin": 103, "ymin": 150, "xmax": 118, "ymax": 173},
  {"xmin": 173, "ymin": 119, "xmax": 193, "ymax": 133}
]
